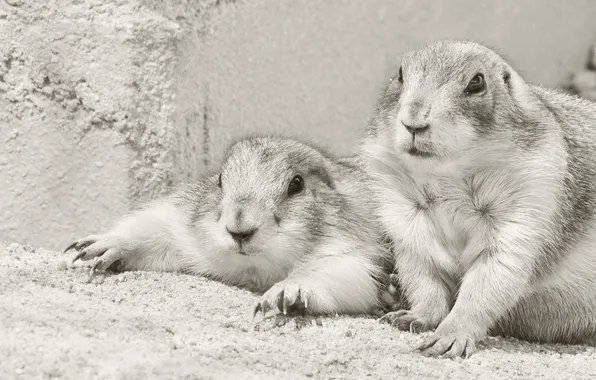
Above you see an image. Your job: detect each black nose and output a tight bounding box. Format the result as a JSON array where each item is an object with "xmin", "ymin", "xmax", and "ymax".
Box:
[
  {"xmin": 227, "ymin": 227, "xmax": 257, "ymax": 243},
  {"xmin": 402, "ymin": 121, "xmax": 430, "ymax": 135}
]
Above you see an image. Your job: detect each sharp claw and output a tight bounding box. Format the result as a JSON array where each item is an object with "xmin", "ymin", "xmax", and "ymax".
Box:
[
  {"xmin": 463, "ymin": 341, "xmax": 475, "ymax": 359},
  {"xmin": 275, "ymin": 290, "xmax": 285, "ymax": 314},
  {"xmin": 253, "ymin": 303, "xmax": 262, "ymax": 318},
  {"xmin": 300, "ymin": 289, "xmax": 308, "ymax": 309},
  {"xmin": 90, "ymin": 259, "xmax": 102, "ymax": 273},
  {"xmin": 282, "ymin": 296, "xmax": 288, "ymax": 315},
  {"xmin": 72, "ymin": 250, "xmax": 86, "ymax": 263},
  {"xmin": 261, "ymin": 300, "xmax": 270, "ymax": 316},
  {"xmin": 64, "ymin": 241, "xmax": 79, "ymax": 253},
  {"xmin": 416, "ymin": 339, "xmax": 436, "ymax": 352}
]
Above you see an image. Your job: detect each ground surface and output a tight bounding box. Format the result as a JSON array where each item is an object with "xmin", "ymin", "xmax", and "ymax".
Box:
[{"xmin": 2, "ymin": 242, "xmax": 596, "ymax": 380}]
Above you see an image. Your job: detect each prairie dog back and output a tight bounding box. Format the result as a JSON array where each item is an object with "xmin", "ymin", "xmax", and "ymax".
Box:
[
  {"xmin": 362, "ymin": 40, "xmax": 596, "ymax": 358},
  {"xmin": 66, "ymin": 136, "xmax": 390, "ymax": 317}
]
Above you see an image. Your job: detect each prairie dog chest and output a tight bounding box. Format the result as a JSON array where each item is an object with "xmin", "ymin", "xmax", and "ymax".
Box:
[
  {"xmin": 411, "ymin": 177, "xmax": 468, "ymax": 258},
  {"xmin": 400, "ymin": 169, "xmax": 520, "ymax": 262}
]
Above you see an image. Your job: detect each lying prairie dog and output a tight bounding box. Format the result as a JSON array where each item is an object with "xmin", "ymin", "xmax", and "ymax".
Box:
[{"xmin": 66, "ymin": 136, "xmax": 394, "ymax": 316}]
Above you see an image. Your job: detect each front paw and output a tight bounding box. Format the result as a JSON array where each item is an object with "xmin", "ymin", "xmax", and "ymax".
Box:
[
  {"xmin": 64, "ymin": 234, "xmax": 125, "ymax": 273},
  {"xmin": 417, "ymin": 321, "xmax": 481, "ymax": 359},
  {"xmin": 379, "ymin": 309, "xmax": 436, "ymax": 333},
  {"xmin": 254, "ymin": 281, "xmax": 311, "ymax": 317}
]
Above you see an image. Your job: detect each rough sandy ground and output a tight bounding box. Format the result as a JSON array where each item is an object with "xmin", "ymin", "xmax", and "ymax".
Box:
[{"xmin": 2, "ymin": 242, "xmax": 596, "ymax": 380}]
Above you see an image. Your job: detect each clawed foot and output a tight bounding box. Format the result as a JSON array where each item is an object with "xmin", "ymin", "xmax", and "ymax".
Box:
[
  {"xmin": 379, "ymin": 309, "xmax": 434, "ymax": 333},
  {"xmin": 64, "ymin": 235, "xmax": 125, "ymax": 275},
  {"xmin": 254, "ymin": 281, "xmax": 312, "ymax": 318},
  {"xmin": 416, "ymin": 329, "xmax": 477, "ymax": 359}
]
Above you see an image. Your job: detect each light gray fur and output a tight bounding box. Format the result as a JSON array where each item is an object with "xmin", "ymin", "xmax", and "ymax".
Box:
[
  {"xmin": 66, "ymin": 136, "xmax": 391, "ymax": 316},
  {"xmin": 362, "ymin": 40, "xmax": 596, "ymax": 358}
]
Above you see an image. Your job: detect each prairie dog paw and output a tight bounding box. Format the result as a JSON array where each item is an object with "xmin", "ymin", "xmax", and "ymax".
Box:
[
  {"xmin": 416, "ymin": 319, "xmax": 483, "ymax": 359},
  {"xmin": 417, "ymin": 329, "xmax": 477, "ymax": 359},
  {"xmin": 64, "ymin": 234, "xmax": 126, "ymax": 273},
  {"xmin": 254, "ymin": 281, "xmax": 312, "ymax": 317},
  {"xmin": 379, "ymin": 309, "xmax": 436, "ymax": 333}
]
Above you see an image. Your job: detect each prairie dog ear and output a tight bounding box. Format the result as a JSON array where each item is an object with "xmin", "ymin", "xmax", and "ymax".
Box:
[
  {"xmin": 308, "ymin": 166, "xmax": 335, "ymax": 190},
  {"xmin": 502, "ymin": 70, "xmax": 511, "ymax": 87},
  {"xmin": 499, "ymin": 64, "xmax": 529, "ymax": 100}
]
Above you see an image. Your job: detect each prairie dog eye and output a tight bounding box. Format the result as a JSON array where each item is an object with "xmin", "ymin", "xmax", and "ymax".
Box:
[
  {"xmin": 465, "ymin": 73, "xmax": 485, "ymax": 95},
  {"xmin": 397, "ymin": 66, "xmax": 403, "ymax": 83},
  {"xmin": 217, "ymin": 173, "xmax": 222, "ymax": 189},
  {"xmin": 287, "ymin": 175, "xmax": 304, "ymax": 197}
]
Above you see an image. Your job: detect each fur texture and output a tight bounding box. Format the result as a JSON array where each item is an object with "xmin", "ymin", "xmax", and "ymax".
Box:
[
  {"xmin": 362, "ymin": 40, "xmax": 596, "ymax": 358},
  {"xmin": 65, "ymin": 136, "xmax": 391, "ymax": 316}
]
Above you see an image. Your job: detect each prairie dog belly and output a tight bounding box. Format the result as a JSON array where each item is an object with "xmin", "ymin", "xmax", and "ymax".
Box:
[
  {"xmin": 493, "ymin": 223, "xmax": 596, "ymax": 343},
  {"xmin": 532, "ymin": 221, "xmax": 596, "ymax": 291}
]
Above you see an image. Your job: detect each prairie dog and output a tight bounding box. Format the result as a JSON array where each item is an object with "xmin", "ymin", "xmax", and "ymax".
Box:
[
  {"xmin": 362, "ymin": 40, "xmax": 596, "ymax": 358},
  {"xmin": 65, "ymin": 136, "xmax": 391, "ymax": 316}
]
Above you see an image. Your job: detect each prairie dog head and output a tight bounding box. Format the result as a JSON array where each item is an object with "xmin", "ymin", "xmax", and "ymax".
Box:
[
  {"xmin": 207, "ymin": 136, "xmax": 336, "ymax": 263},
  {"xmin": 367, "ymin": 40, "xmax": 534, "ymax": 171}
]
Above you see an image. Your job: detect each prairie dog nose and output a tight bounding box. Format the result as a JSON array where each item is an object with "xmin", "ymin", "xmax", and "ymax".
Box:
[
  {"xmin": 401, "ymin": 119, "xmax": 430, "ymax": 135},
  {"xmin": 226, "ymin": 226, "xmax": 258, "ymax": 243},
  {"xmin": 400, "ymin": 100, "xmax": 431, "ymax": 135}
]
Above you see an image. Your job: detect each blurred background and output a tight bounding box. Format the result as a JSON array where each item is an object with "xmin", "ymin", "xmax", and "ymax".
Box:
[{"xmin": 1, "ymin": 0, "xmax": 596, "ymax": 250}]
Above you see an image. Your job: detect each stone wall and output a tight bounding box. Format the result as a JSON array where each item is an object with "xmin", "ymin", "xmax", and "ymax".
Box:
[{"xmin": 2, "ymin": 0, "xmax": 596, "ymax": 249}]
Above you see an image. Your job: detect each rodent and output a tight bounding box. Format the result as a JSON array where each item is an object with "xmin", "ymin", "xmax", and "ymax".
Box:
[
  {"xmin": 362, "ymin": 40, "xmax": 596, "ymax": 358},
  {"xmin": 65, "ymin": 136, "xmax": 394, "ymax": 317}
]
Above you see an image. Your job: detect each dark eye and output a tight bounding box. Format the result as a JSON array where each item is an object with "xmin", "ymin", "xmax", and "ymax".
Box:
[
  {"xmin": 465, "ymin": 73, "xmax": 485, "ymax": 94},
  {"xmin": 287, "ymin": 175, "xmax": 304, "ymax": 197},
  {"xmin": 397, "ymin": 66, "xmax": 403, "ymax": 83},
  {"xmin": 217, "ymin": 173, "xmax": 222, "ymax": 189}
]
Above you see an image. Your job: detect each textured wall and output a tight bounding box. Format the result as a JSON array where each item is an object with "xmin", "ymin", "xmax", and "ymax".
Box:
[
  {"xmin": 2, "ymin": 0, "xmax": 596, "ymax": 249},
  {"xmin": 0, "ymin": 0, "xmax": 189, "ymax": 249},
  {"xmin": 197, "ymin": 0, "xmax": 596, "ymax": 162}
]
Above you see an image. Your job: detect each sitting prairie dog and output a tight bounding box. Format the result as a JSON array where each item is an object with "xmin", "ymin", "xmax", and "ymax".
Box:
[
  {"xmin": 362, "ymin": 40, "xmax": 596, "ymax": 358},
  {"xmin": 65, "ymin": 136, "xmax": 392, "ymax": 316}
]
